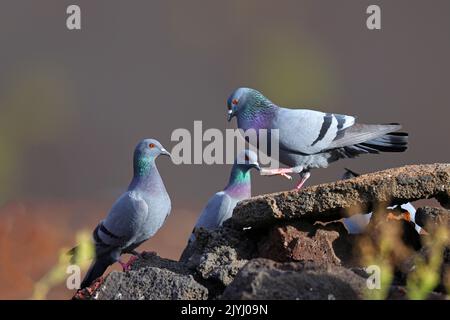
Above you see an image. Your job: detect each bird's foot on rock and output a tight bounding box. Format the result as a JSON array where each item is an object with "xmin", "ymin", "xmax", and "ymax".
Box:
[
  {"xmin": 260, "ymin": 166, "xmax": 303, "ymax": 180},
  {"xmin": 119, "ymin": 255, "xmax": 139, "ymax": 271},
  {"xmin": 72, "ymin": 276, "xmax": 104, "ymax": 300}
]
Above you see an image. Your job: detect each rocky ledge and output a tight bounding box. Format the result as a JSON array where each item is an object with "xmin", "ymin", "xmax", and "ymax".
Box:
[{"xmin": 76, "ymin": 163, "xmax": 450, "ymax": 300}]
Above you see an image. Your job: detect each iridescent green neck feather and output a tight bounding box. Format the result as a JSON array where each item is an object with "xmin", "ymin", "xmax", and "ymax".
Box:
[
  {"xmin": 225, "ymin": 165, "xmax": 252, "ymax": 198},
  {"xmin": 134, "ymin": 155, "xmax": 154, "ymax": 177}
]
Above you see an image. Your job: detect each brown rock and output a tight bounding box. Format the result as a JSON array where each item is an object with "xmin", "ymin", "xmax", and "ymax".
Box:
[
  {"xmin": 76, "ymin": 253, "xmax": 208, "ymax": 300},
  {"xmin": 179, "ymin": 225, "xmax": 257, "ymax": 294},
  {"xmin": 257, "ymin": 221, "xmax": 355, "ymax": 265},
  {"xmin": 231, "ymin": 163, "xmax": 450, "ymax": 229},
  {"xmin": 221, "ymin": 259, "xmax": 367, "ymax": 300},
  {"xmin": 415, "ymin": 206, "xmax": 450, "ymax": 231}
]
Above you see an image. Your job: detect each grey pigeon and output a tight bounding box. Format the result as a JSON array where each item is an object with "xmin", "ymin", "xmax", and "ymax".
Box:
[
  {"xmin": 79, "ymin": 139, "xmax": 172, "ymax": 288},
  {"xmin": 190, "ymin": 150, "xmax": 260, "ymax": 241},
  {"xmin": 227, "ymin": 87, "xmax": 408, "ymax": 189},
  {"xmin": 341, "ymin": 168, "xmax": 420, "ymax": 234}
]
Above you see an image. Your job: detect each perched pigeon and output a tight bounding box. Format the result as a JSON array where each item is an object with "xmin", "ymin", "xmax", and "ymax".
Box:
[
  {"xmin": 78, "ymin": 139, "xmax": 172, "ymax": 288},
  {"xmin": 227, "ymin": 88, "xmax": 408, "ymax": 189},
  {"xmin": 189, "ymin": 150, "xmax": 260, "ymax": 241},
  {"xmin": 341, "ymin": 168, "xmax": 420, "ymax": 234}
]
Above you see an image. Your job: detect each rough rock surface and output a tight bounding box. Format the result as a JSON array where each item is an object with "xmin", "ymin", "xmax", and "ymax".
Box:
[
  {"xmin": 257, "ymin": 221, "xmax": 355, "ymax": 265},
  {"xmin": 77, "ymin": 163, "xmax": 450, "ymax": 300},
  {"xmin": 82, "ymin": 253, "xmax": 208, "ymax": 300},
  {"xmin": 91, "ymin": 267, "xmax": 208, "ymax": 300},
  {"xmin": 415, "ymin": 206, "xmax": 450, "ymax": 231},
  {"xmin": 221, "ymin": 259, "xmax": 367, "ymax": 300},
  {"xmin": 180, "ymin": 226, "xmax": 254, "ymax": 295},
  {"xmin": 231, "ymin": 163, "xmax": 450, "ymax": 229}
]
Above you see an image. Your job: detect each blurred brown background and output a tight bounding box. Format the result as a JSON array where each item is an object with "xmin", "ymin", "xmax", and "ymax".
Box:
[{"xmin": 0, "ymin": 0, "xmax": 449, "ymax": 299}]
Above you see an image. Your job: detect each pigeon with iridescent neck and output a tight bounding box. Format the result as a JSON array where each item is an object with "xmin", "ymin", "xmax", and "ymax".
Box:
[
  {"xmin": 79, "ymin": 139, "xmax": 172, "ymax": 289},
  {"xmin": 227, "ymin": 87, "xmax": 408, "ymax": 189},
  {"xmin": 189, "ymin": 150, "xmax": 260, "ymax": 242}
]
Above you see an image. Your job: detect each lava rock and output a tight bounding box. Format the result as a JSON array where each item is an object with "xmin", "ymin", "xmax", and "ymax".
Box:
[
  {"xmin": 180, "ymin": 225, "xmax": 257, "ymax": 294},
  {"xmin": 231, "ymin": 163, "xmax": 450, "ymax": 229},
  {"xmin": 90, "ymin": 266, "xmax": 208, "ymax": 300},
  {"xmin": 257, "ymin": 221, "xmax": 355, "ymax": 265},
  {"xmin": 80, "ymin": 253, "xmax": 208, "ymax": 300},
  {"xmin": 221, "ymin": 258, "xmax": 367, "ymax": 300},
  {"xmin": 415, "ymin": 206, "xmax": 450, "ymax": 231}
]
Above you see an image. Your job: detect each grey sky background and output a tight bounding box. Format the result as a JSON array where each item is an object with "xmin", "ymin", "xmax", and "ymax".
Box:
[{"xmin": 0, "ymin": 0, "xmax": 449, "ymax": 214}]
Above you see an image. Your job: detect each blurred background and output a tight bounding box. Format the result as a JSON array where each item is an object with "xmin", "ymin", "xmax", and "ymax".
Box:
[{"xmin": 0, "ymin": 0, "xmax": 449, "ymax": 299}]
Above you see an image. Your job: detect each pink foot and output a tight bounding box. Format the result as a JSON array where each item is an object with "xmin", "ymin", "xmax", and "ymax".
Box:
[
  {"xmin": 119, "ymin": 255, "xmax": 139, "ymax": 271},
  {"xmin": 295, "ymin": 171, "xmax": 311, "ymax": 190},
  {"xmin": 260, "ymin": 166, "xmax": 303, "ymax": 180}
]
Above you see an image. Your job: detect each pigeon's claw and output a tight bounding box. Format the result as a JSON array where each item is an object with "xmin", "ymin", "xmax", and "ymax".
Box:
[
  {"xmin": 260, "ymin": 167, "xmax": 300, "ymax": 179},
  {"xmin": 280, "ymin": 173, "xmax": 292, "ymax": 180},
  {"xmin": 295, "ymin": 171, "xmax": 311, "ymax": 190},
  {"xmin": 119, "ymin": 255, "xmax": 139, "ymax": 271}
]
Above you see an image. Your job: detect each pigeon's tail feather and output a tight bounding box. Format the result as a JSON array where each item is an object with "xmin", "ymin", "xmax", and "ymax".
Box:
[
  {"xmin": 358, "ymin": 132, "xmax": 408, "ymax": 153},
  {"xmin": 329, "ymin": 132, "xmax": 408, "ymax": 163},
  {"xmin": 80, "ymin": 259, "xmax": 110, "ymax": 289}
]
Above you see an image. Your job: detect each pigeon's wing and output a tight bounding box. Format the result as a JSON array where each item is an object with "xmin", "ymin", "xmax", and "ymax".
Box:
[
  {"xmin": 326, "ymin": 123, "xmax": 403, "ymax": 150},
  {"xmin": 95, "ymin": 191, "xmax": 149, "ymax": 252},
  {"xmin": 274, "ymin": 108, "xmax": 404, "ymax": 155},
  {"xmin": 274, "ymin": 108, "xmax": 355, "ymax": 155},
  {"xmin": 195, "ymin": 191, "xmax": 234, "ymax": 230}
]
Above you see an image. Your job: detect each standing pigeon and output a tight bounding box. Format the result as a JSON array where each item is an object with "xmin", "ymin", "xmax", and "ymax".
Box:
[
  {"xmin": 226, "ymin": 87, "xmax": 408, "ymax": 189},
  {"xmin": 79, "ymin": 139, "xmax": 172, "ymax": 288},
  {"xmin": 189, "ymin": 150, "xmax": 260, "ymax": 242}
]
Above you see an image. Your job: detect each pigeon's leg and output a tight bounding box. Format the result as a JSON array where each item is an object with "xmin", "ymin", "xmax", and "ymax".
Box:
[
  {"xmin": 296, "ymin": 171, "xmax": 311, "ymax": 190},
  {"xmin": 260, "ymin": 166, "xmax": 303, "ymax": 180},
  {"xmin": 118, "ymin": 255, "xmax": 139, "ymax": 271}
]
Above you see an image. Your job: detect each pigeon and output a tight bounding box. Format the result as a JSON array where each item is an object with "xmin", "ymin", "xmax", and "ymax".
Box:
[
  {"xmin": 77, "ymin": 139, "xmax": 172, "ymax": 288},
  {"xmin": 226, "ymin": 87, "xmax": 408, "ymax": 189},
  {"xmin": 341, "ymin": 168, "xmax": 420, "ymax": 234},
  {"xmin": 189, "ymin": 149, "xmax": 260, "ymax": 242}
]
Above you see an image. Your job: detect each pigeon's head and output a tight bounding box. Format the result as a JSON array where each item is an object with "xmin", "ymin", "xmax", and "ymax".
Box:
[
  {"xmin": 227, "ymin": 87, "xmax": 270, "ymax": 122},
  {"xmin": 234, "ymin": 149, "xmax": 261, "ymax": 171},
  {"xmin": 134, "ymin": 138, "xmax": 172, "ymax": 161}
]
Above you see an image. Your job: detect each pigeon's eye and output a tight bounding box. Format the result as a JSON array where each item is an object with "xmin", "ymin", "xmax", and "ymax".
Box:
[
  {"xmin": 227, "ymin": 104, "xmax": 232, "ymax": 110},
  {"xmin": 245, "ymin": 155, "xmax": 249, "ymax": 161},
  {"xmin": 232, "ymin": 99, "xmax": 239, "ymax": 105},
  {"xmin": 149, "ymin": 143, "xmax": 155, "ymax": 149}
]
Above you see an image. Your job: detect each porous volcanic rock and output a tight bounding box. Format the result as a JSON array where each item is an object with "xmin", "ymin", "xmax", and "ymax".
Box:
[
  {"xmin": 221, "ymin": 259, "xmax": 367, "ymax": 300},
  {"xmin": 231, "ymin": 163, "xmax": 450, "ymax": 229},
  {"xmin": 78, "ymin": 253, "xmax": 208, "ymax": 300},
  {"xmin": 415, "ymin": 206, "xmax": 450, "ymax": 231},
  {"xmin": 257, "ymin": 221, "xmax": 355, "ymax": 265}
]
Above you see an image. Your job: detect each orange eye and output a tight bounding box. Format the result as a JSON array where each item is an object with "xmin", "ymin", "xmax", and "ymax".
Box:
[
  {"xmin": 245, "ymin": 155, "xmax": 249, "ymax": 161},
  {"xmin": 227, "ymin": 104, "xmax": 232, "ymax": 110},
  {"xmin": 232, "ymin": 99, "xmax": 239, "ymax": 105},
  {"xmin": 149, "ymin": 143, "xmax": 155, "ymax": 149}
]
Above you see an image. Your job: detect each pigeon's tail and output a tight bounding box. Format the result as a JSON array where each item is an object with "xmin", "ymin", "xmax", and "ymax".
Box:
[
  {"xmin": 357, "ymin": 132, "xmax": 408, "ymax": 153},
  {"xmin": 80, "ymin": 259, "xmax": 110, "ymax": 289}
]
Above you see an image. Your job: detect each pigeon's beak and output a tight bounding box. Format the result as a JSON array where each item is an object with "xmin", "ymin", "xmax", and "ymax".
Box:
[
  {"xmin": 160, "ymin": 148, "xmax": 172, "ymax": 160},
  {"xmin": 252, "ymin": 162, "xmax": 261, "ymax": 171},
  {"xmin": 227, "ymin": 109, "xmax": 234, "ymax": 122}
]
